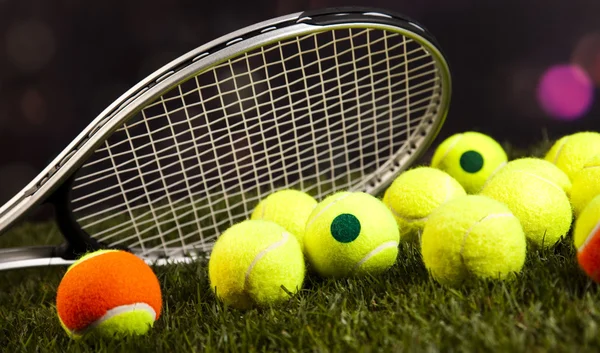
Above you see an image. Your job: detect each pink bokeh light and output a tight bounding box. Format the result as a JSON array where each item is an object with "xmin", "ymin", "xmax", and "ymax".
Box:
[{"xmin": 537, "ymin": 64, "xmax": 594, "ymax": 120}]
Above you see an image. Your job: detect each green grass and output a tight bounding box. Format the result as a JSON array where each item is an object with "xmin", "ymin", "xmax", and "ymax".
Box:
[
  {"xmin": 2, "ymin": 138, "xmax": 600, "ymax": 352},
  {"xmin": 2, "ymin": 222, "xmax": 600, "ymax": 352}
]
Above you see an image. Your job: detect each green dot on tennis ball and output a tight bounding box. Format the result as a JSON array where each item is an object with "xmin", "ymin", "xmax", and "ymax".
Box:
[
  {"xmin": 460, "ymin": 151, "xmax": 484, "ymax": 173},
  {"xmin": 330, "ymin": 213, "xmax": 361, "ymax": 243}
]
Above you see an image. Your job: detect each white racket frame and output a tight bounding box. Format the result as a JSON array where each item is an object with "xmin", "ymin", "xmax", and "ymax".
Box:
[{"xmin": 0, "ymin": 9, "xmax": 451, "ymax": 270}]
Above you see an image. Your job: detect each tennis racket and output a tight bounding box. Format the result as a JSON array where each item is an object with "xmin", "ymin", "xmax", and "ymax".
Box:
[{"xmin": 0, "ymin": 7, "xmax": 451, "ymax": 270}]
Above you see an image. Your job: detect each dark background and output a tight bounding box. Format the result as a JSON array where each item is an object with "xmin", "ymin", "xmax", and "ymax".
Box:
[{"xmin": 1, "ymin": 0, "xmax": 599, "ymax": 205}]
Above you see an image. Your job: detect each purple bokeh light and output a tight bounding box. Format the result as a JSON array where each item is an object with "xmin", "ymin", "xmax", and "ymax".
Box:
[{"xmin": 537, "ymin": 64, "xmax": 594, "ymax": 120}]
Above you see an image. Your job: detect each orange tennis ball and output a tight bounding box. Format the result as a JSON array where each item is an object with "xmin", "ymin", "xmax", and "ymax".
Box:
[
  {"xmin": 56, "ymin": 250, "xmax": 162, "ymax": 339},
  {"xmin": 574, "ymin": 195, "xmax": 600, "ymax": 282}
]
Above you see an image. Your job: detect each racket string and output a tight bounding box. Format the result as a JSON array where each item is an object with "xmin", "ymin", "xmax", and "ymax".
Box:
[{"xmin": 70, "ymin": 27, "xmax": 443, "ymax": 258}]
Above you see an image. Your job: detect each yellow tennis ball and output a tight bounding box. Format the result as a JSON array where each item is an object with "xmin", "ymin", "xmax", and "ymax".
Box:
[
  {"xmin": 480, "ymin": 169, "xmax": 572, "ymax": 248},
  {"xmin": 574, "ymin": 195, "xmax": 600, "ymax": 282},
  {"xmin": 421, "ymin": 195, "xmax": 526, "ymax": 287},
  {"xmin": 484, "ymin": 157, "xmax": 572, "ymax": 196},
  {"xmin": 431, "ymin": 131, "xmax": 508, "ymax": 194},
  {"xmin": 570, "ymin": 155, "xmax": 600, "ymax": 216},
  {"xmin": 574, "ymin": 194, "xmax": 600, "ymax": 249},
  {"xmin": 304, "ymin": 191, "xmax": 400, "ymax": 278},
  {"xmin": 208, "ymin": 220, "xmax": 305, "ymax": 310},
  {"xmin": 56, "ymin": 250, "xmax": 162, "ymax": 340},
  {"xmin": 544, "ymin": 131, "xmax": 600, "ymax": 180},
  {"xmin": 250, "ymin": 189, "xmax": 317, "ymax": 251},
  {"xmin": 383, "ymin": 167, "xmax": 466, "ymax": 243}
]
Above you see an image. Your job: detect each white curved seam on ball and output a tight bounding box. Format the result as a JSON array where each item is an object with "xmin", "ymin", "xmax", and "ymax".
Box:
[
  {"xmin": 305, "ymin": 193, "xmax": 352, "ymax": 229},
  {"xmin": 259, "ymin": 202, "xmax": 266, "ymax": 219},
  {"xmin": 578, "ymin": 221, "xmax": 600, "ymax": 253},
  {"xmin": 393, "ymin": 177, "xmax": 461, "ymax": 223},
  {"xmin": 72, "ymin": 303, "xmax": 156, "ymax": 336},
  {"xmin": 459, "ymin": 213, "xmax": 514, "ymax": 259},
  {"xmin": 388, "ymin": 178, "xmax": 456, "ymax": 222},
  {"xmin": 443, "ymin": 175, "xmax": 453, "ymax": 203},
  {"xmin": 480, "ymin": 161, "xmax": 507, "ymax": 191},
  {"xmin": 244, "ymin": 231, "xmax": 289, "ymax": 288},
  {"xmin": 552, "ymin": 138, "xmax": 568, "ymax": 165},
  {"xmin": 435, "ymin": 134, "xmax": 463, "ymax": 167},
  {"xmin": 514, "ymin": 170, "xmax": 564, "ymax": 193},
  {"xmin": 389, "ymin": 206, "xmax": 429, "ymax": 223},
  {"xmin": 354, "ymin": 240, "xmax": 398, "ymax": 270}
]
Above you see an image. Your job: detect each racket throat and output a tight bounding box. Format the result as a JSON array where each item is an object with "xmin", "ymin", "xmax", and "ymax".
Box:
[{"xmin": 51, "ymin": 175, "xmax": 104, "ymax": 260}]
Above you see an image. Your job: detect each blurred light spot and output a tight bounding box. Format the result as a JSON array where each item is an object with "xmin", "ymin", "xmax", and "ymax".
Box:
[
  {"xmin": 507, "ymin": 64, "xmax": 544, "ymax": 118},
  {"xmin": 0, "ymin": 163, "xmax": 37, "ymax": 206},
  {"xmin": 537, "ymin": 64, "xmax": 594, "ymax": 120},
  {"xmin": 20, "ymin": 88, "xmax": 46, "ymax": 125},
  {"xmin": 572, "ymin": 32, "xmax": 600, "ymax": 86},
  {"xmin": 5, "ymin": 20, "xmax": 56, "ymax": 73}
]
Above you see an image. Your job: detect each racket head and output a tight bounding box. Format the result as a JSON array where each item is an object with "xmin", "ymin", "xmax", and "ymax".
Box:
[{"xmin": 0, "ymin": 7, "xmax": 451, "ymax": 265}]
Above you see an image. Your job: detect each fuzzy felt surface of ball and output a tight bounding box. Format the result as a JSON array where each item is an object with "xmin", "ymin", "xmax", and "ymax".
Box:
[
  {"xmin": 480, "ymin": 169, "xmax": 572, "ymax": 248},
  {"xmin": 544, "ymin": 131, "xmax": 600, "ymax": 180},
  {"xmin": 208, "ymin": 220, "xmax": 305, "ymax": 310},
  {"xmin": 304, "ymin": 191, "xmax": 400, "ymax": 278},
  {"xmin": 383, "ymin": 167, "xmax": 466, "ymax": 243},
  {"xmin": 484, "ymin": 157, "xmax": 572, "ymax": 196},
  {"xmin": 250, "ymin": 189, "xmax": 317, "ymax": 251},
  {"xmin": 431, "ymin": 131, "xmax": 508, "ymax": 194},
  {"xmin": 570, "ymin": 155, "xmax": 600, "ymax": 217},
  {"xmin": 574, "ymin": 195, "xmax": 600, "ymax": 282},
  {"xmin": 421, "ymin": 195, "xmax": 527, "ymax": 287},
  {"xmin": 56, "ymin": 250, "xmax": 162, "ymax": 340}
]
